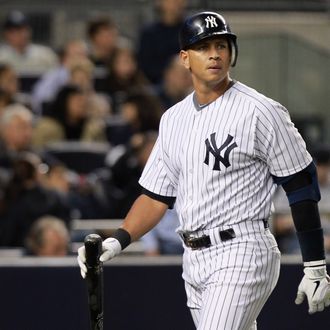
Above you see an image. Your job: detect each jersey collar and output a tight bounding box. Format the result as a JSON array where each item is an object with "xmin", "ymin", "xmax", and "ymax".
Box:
[{"xmin": 192, "ymin": 79, "xmax": 236, "ymax": 112}]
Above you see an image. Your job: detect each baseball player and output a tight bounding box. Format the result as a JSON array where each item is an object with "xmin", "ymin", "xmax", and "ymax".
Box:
[{"xmin": 78, "ymin": 11, "xmax": 330, "ymax": 329}]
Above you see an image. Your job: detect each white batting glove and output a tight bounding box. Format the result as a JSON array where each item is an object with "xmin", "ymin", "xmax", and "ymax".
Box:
[
  {"xmin": 77, "ymin": 245, "xmax": 88, "ymax": 279},
  {"xmin": 295, "ymin": 260, "xmax": 330, "ymax": 314},
  {"xmin": 99, "ymin": 237, "xmax": 122, "ymax": 262},
  {"xmin": 77, "ymin": 238, "xmax": 122, "ymax": 279}
]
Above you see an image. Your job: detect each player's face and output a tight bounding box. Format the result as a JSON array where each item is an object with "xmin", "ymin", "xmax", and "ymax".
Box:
[{"xmin": 180, "ymin": 36, "xmax": 231, "ymax": 89}]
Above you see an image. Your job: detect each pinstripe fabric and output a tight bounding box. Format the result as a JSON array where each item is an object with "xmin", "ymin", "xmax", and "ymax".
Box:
[
  {"xmin": 139, "ymin": 81, "xmax": 312, "ymax": 232},
  {"xmin": 139, "ymin": 81, "xmax": 309, "ymax": 329},
  {"xmin": 183, "ymin": 222, "xmax": 280, "ymax": 329}
]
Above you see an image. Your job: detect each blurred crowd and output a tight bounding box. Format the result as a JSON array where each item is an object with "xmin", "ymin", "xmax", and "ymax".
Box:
[
  {"xmin": 0, "ymin": 2, "xmax": 329, "ymax": 258},
  {"xmin": 0, "ymin": 1, "xmax": 191, "ymax": 257}
]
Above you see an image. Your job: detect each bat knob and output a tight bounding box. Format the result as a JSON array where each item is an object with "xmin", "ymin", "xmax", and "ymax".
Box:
[{"xmin": 84, "ymin": 234, "xmax": 102, "ymax": 268}]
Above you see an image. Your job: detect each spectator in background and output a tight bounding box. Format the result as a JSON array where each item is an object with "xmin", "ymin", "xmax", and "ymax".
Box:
[
  {"xmin": 0, "ymin": 11, "xmax": 58, "ymax": 74},
  {"xmin": 102, "ymin": 132, "xmax": 158, "ymax": 218},
  {"xmin": 137, "ymin": 0, "xmax": 187, "ymax": 86},
  {"xmin": 32, "ymin": 84, "xmax": 107, "ymax": 148},
  {"xmin": 272, "ymin": 145, "xmax": 330, "ymax": 254},
  {"xmin": 0, "ymin": 152, "xmax": 71, "ymax": 247},
  {"xmin": 119, "ymin": 92, "xmax": 163, "ymax": 135},
  {"xmin": 0, "ymin": 63, "xmax": 32, "ymax": 108},
  {"xmin": 0, "ymin": 88, "xmax": 12, "ymax": 114},
  {"xmin": 31, "ymin": 39, "xmax": 88, "ymax": 114},
  {"xmin": 41, "ymin": 161, "xmax": 71, "ymax": 194},
  {"xmin": 104, "ymin": 46, "xmax": 151, "ymax": 113},
  {"xmin": 86, "ymin": 16, "xmax": 119, "ymax": 68},
  {"xmin": 141, "ymin": 208, "xmax": 183, "ymax": 255},
  {"xmin": 0, "ymin": 103, "xmax": 34, "ymax": 169},
  {"xmin": 25, "ymin": 215, "xmax": 70, "ymax": 256},
  {"xmin": 101, "ymin": 131, "xmax": 183, "ymax": 254},
  {"xmin": 40, "ymin": 159, "xmax": 108, "ymax": 220},
  {"xmin": 0, "ymin": 64, "xmax": 18, "ymax": 104},
  {"xmin": 155, "ymin": 55, "xmax": 192, "ymax": 109},
  {"xmin": 68, "ymin": 57, "xmax": 111, "ymax": 119}
]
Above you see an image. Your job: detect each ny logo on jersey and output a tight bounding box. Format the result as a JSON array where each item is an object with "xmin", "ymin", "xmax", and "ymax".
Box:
[
  {"xmin": 205, "ymin": 16, "xmax": 218, "ymax": 28},
  {"xmin": 204, "ymin": 133, "xmax": 237, "ymax": 171}
]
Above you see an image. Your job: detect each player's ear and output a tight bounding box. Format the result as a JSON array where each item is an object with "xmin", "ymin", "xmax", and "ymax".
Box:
[{"xmin": 180, "ymin": 50, "xmax": 190, "ymax": 69}]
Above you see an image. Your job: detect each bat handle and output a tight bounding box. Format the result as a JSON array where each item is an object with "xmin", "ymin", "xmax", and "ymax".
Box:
[{"xmin": 84, "ymin": 234, "xmax": 102, "ymax": 268}]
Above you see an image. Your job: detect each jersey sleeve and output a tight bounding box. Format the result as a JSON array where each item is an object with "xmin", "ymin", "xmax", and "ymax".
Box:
[
  {"xmin": 139, "ymin": 136, "xmax": 177, "ymax": 197},
  {"xmin": 254, "ymin": 102, "xmax": 312, "ymax": 177}
]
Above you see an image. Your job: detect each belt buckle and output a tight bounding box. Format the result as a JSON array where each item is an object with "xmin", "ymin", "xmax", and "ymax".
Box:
[
  {"xmin": 185, "ymin": 234, "xmax": 211, "ymax": 250},
  {"xmin": 186, "ymin": 236, "xmax": 199, "ymax": 250},
  {"xmin": 179, "ymin": 230, "xmax": 211, "ymax": 250},
  {"xmin": 179, "ymin": 231, "xmax": 198, "ymax": 250}
]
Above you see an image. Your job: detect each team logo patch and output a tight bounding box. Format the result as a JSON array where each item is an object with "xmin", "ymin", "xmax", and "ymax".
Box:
[
  {"xmin": 204, "ymin": 133, "xmax": 237, "ymax": 171},
  {"xmin": 205, "ymin": 16, "xmax": 218, "ymax": 28}
]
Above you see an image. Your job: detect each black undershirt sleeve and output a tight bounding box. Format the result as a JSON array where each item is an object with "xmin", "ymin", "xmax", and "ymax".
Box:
[
  {"xmin": 141, "ymin": 187, "xmax": 176, "ymax": 209},
  {"xmin": 290, "ymin": 200, "xmax": 325, "ymax": 261},
  {"xmin": 289, "ymin": 200, "xmax": 321, "ymax": 232}
]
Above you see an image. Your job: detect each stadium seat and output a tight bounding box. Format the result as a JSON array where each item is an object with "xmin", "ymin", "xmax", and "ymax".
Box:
[{"xmin": 43, "ymin": 141, "xmax": 110, "ymax": 174}]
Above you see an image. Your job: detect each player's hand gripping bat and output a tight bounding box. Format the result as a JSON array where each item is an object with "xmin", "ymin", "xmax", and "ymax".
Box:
[{"xmin": 84, "ymin": 234, "xmax": 104, "ymax": 330}]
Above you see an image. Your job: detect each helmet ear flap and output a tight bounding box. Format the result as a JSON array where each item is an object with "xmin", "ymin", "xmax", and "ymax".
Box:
[{"xmin": 229, "ymin": 39, "xmax": 238, "ymax": 67}]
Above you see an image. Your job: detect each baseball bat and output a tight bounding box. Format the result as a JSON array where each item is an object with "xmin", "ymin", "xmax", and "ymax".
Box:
[{"xmin": 84, "ymin": 234, "xmax": 104, "ymax": 330}]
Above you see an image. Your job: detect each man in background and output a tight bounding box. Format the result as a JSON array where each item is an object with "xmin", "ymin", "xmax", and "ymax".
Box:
[
  {"xmin": 0, "ymin": 103, "xmax": 34, "ymax": 170},
  {"xmin": 86, "ymin": 16, "xmax": 119, "ymax": 68},
  {"xmin": 0, "ymin": 11, "xmax": 58, "ymax": 74},
  {"xmin": 31, "ymin": 39, "xmax": 88, "ymax": 114},
  {"xmin": 25, "ymin": 215, "xmax": 70, "ymax": 256},
  {"xmin": 137, "ymin": 0, "xmax": 187, "ymax": 86}
]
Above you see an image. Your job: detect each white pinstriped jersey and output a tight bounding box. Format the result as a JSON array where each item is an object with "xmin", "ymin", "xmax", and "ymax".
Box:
[{"xmin": 139, "ymin": 81, "xmax": 312, "ymax": 232}]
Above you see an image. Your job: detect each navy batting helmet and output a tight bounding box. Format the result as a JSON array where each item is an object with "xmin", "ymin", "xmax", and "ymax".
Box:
[{"xmin": 179, "ymin": 11, "xmax": 238, "ymax": 66}]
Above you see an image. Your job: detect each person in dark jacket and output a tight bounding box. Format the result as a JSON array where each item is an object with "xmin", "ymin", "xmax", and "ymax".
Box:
[
  {"xmin": 0, "ymin": 152, "xmax": 71, "ymax": 247},
  {"xmin": 137, "ymin": 0, "xmax": 187, "ymax": 86}
]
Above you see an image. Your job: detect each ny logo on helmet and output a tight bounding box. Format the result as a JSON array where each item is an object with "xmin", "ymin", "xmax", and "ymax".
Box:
[
  {"xmin": 204, "ymin": 133, "xmax": 237, "ymax": 171},
  {"xmin": 205, "ymin": 16, "xmax": 218, "ymax": 28}
]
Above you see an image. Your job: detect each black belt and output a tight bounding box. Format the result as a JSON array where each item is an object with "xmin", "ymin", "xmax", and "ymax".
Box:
[{"xmin": 180, "ymin": 220, "xmax": 269, "ymax": 250}]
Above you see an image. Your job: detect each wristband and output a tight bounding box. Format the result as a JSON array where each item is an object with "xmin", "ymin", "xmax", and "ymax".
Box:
[
  {"xmin": 304, "ymin": 259, "xmax": 326, "ymax": 267},
  {"xmin": 111, "ymin": 228, "xmax": 131, "ymax": 250}
]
